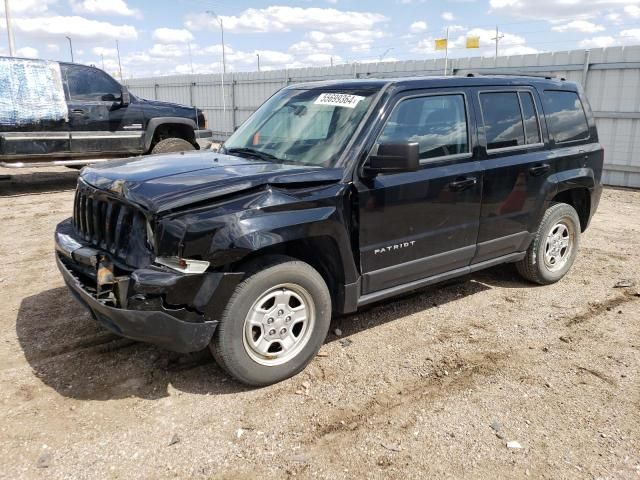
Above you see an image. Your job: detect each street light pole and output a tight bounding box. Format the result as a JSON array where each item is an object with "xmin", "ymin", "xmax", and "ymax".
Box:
[
  {"xmin": 256, "ymin": 53, "xmax": 260, "ymax": 72},
  {"xmin": 115, "ymin": 39, "xmax": 123, "ymax": 81},
  {"xmin": 65, "ymin": 36, "xmax": 74, "ymax": 62},
  {"xmin": 206, "ymin": 10, "xmax": 227, "ymax": 115},
  {"xmin": 491, "ymin": 26, "xmax": 504, "ymax": 66},
  {"xmin": 4, "ymin": 0, "xmax": 15, "ymax": 56},
  {"xmin": 379, "ymin": 47, "xmax": 394, "ymax": 62}
]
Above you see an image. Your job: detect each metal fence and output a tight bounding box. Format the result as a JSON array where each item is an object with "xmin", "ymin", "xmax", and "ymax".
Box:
[{"xmin": 125, "ymin": 46, "xmax": 640, "ymax": 188}]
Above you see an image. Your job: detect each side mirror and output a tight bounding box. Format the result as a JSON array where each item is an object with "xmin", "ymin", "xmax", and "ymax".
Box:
[
  {"xmin": 101, "ymin": 93, "xmax": 117, "ymax": 102},
  {"xmin": 364, "ymin": 142, "xmax": 420, "ymax": 176},
  {"xmin": 121, "ymin": 87, "xmax": 130, "ymax": 106}
]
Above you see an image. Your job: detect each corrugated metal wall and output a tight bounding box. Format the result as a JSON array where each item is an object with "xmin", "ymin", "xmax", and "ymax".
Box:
[{"xmin": 125, "ymin": 46, "xmax": 640, "ymax": 188}]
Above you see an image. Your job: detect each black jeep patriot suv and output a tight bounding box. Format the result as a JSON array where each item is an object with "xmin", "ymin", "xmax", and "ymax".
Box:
[{"xmin": 55, "ymin": 75, "xmax": 603, "ymax": 386}]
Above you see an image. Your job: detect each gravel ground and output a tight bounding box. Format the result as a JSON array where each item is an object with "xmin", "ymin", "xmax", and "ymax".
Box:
[{"xmin": 0, "ymin": 167, "xmax": 639, "ymax": 480}]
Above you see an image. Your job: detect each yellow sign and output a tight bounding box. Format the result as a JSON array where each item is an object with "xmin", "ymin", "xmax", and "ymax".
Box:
[
  {"xmin": 466, "ymin": 36, "xmax": 480, "ymax": 49},
  {"xmin": 435, "ymin": 38, "xmax": 448, "ymax": 51}
]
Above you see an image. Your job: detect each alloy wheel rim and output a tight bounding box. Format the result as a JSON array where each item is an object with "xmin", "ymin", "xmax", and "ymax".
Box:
[
  {"xmin": 242, "ymin": 283, "xmax": 315, "ymax": 366},
  {"xmin": 544, "ymin": 220, "xmax": 574, "ymax": 272}
]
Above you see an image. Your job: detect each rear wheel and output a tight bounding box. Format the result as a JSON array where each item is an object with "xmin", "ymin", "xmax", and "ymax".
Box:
[
  {"xmin": 516, "ymin": 203, "xmax": 581, "ymax": 285},
  {"xmin": 151, "ymin": 137, "xmax": 195, "ymax": 154},
  {"xmin": 210, "ymin": 256, "xmax": 331, "ymax": 386}
]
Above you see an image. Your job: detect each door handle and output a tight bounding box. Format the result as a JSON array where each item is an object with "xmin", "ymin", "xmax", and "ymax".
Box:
[
  {"xmin": 529, "ymin": 164, "xmax": 551, "ymax": 177},
  {"xmin": 71, "ymin": 109, "xmax": 85, "ymax": 115},
  {"xmin": 449, "ymin": 177, "xmax": 477, "ymax": 192}
]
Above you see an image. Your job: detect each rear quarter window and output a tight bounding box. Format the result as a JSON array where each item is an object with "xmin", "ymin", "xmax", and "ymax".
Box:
[{"xmin": 542, "ymin": 90, "xmax": 590, "ymax": 144}]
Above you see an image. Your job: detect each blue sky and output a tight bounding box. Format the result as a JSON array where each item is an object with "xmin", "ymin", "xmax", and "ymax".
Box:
[{"xmin": 1, "ymin": 0, "xmax": 640, "ymax": 78}]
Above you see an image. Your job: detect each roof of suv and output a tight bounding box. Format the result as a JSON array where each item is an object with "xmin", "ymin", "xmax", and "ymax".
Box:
[{"xmin": 291, "ymin": 75, "xmax": 578, "ymax": 92}]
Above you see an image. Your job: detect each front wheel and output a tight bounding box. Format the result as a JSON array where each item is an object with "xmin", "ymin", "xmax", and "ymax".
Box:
[
  {"xmin": 151, "ymin": 137, "xmax": 195, "ymax": 154},
  {"xmin": 210, "ymin": 256, "xmax": 331, "ymax": 386},
  {"xmin": 516, "ymin": 203, "xmax": 581, "ymax": 285}
]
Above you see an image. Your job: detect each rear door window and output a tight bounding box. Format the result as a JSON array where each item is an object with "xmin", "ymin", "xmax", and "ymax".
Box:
[
  {"xmin": 379, "ymin": 94, "xmax": 469, "ymax": 161},
  {"xmin": 519, "ymin": 92, "xmax": 541, "ymax": 144},
  {"xmin": 542, "ymin": 90, "xmax": 590, "ymax": 143},
  {"xmin": 480, "ymin": 92, "xmax": 526, "ymax": 150}
]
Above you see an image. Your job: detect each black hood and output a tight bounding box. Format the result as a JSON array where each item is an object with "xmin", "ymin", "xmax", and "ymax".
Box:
[{"xmin": 80, "ymin": 151, "xmax": 344, "ymax": 213}]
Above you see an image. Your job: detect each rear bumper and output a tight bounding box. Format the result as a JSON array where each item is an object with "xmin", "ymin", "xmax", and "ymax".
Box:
[
  {"xmin": 195, "ymin": 129, "xmax": 214, "ymax": 149},
  {"xmin": 55, "ymin": 218, "xmax": 242, "ymax": 353}
]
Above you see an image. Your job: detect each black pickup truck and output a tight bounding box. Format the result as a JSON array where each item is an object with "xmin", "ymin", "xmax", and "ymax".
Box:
[
  {"xmin": 55, "ymin": 75, "xmax": 603, "ymax": 386},
  {"xmin": 0, "ymin": 57, "xmax": 212, "ymax": 168}
]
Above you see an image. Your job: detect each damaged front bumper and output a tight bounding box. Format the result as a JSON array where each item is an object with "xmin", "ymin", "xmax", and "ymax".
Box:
[{"xmin": 55, "ymin": 218, "xmax": 241, "ymax": 353}]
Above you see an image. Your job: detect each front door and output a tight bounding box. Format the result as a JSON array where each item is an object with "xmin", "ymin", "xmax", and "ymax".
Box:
[
  {"xmin": 356, "ymin": 89, "xmax": 483, "ymax": 294},
  {"xmin": 62, "ymin": 64, "xmax": 144, "ymax": 155}
]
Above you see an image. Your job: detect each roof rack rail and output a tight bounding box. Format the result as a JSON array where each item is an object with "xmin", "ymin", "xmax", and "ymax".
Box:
[{"xmin": 459, "ymin": 71, "xmax": 566, "ymax": 81}]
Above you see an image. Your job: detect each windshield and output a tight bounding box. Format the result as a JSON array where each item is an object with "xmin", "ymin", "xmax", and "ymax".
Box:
[{"xmin": 222, "ymin": 88, "xmax": 379, "ymax": 168}]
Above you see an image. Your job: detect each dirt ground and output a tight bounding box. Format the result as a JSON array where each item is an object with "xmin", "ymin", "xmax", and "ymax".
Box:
[{"xmin": 0, "ymin": 167, "xmax": 638, "ymax": 480}]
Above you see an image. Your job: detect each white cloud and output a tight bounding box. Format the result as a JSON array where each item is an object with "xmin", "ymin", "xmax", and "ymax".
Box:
[
  {"xmin": 501, "ymin": 45, "xmax": 540, "ymax": 55},
  {"xmin": 289, "ymin": 41, "xmax": 334, "ymax": 54},
  {"xmin": 93, "ymin": 47, "xmax": 117, "ymax": 57},
  {"xmin": 152, "ymin": 28, "xmax": 194, "ymax": 44},
  {"xmin": 185, "ymin": 6, "xmax": 387, "ymax": 34},
  {"xmin": 46, "ymin": 43, "xmax": 60, "ymax": 52},
  {"xmin": 410, "ymin": 21, "xmax": 428, "ymax": 34},
  {"xmin": 625, "ymin": 5, "xmax": 640, "ymax": 17},
  {"xmin": 552, "ymin": 20, "xmax": 605, "ymax": 33},
  {"xmin": 579, "ymin": 36, "xmax": 617, "ymax": 48},
  {"xmin": 0, "ymin": 0, "xmax": 55, "ymax": 15},
  {"xmin": 490, "ymin": 0, "xmax": 640, "ymax": 20},
  {"xmin": 304, "ymin": 53, "xmax": 340, "ymax": 65},
  {"xmin": 16, "ymin": 46, "xmax": 39, "ymax": 58},
  {"xmin": 149, "ymin": 43, "xmax": 186, "ymax": 58},
  {"xmin": 255, "ymin": 50, "xmax": 294, "ymax": 65},
  {"xmin": 442, "ymin": 12, "xmax": 455, "ymax": 22},
  {"xmin": 620, "ymin": 28, "xmax": 640, "ymax": 42},
  {"xmin": 9, "ymin": 16, "xmax": 138, "ymax": 41},
  {"xmin": 70, "ymin": 0, "xmax": 138, "ymax": 17},
  {"xmin": 412, "ymin": 37, "xmax": 436, "ymax": 54},
  {"xmin": 307, "ymin": 29, "xmax": 385, "ymax": 46}
]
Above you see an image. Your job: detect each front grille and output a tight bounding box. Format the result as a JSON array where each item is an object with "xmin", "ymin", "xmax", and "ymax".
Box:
[{"xmin": 73, "ymin": 181, "xmax": 153, "ymax": 269}]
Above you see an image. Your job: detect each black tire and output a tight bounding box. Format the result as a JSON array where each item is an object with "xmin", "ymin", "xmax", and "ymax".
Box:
[
  {"xmin": 151, "ymin": 137, "xmax": 195, "ymax": 154},
  {"xmin": 210, "ymin": 256, "xmax": 332, "ymax": 386},
  {"xmin": 516, "ymin": 203, "xmax": 581, "ymax": 285}
]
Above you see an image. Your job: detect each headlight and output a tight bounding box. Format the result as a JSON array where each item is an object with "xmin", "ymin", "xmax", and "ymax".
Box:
[{"xmin": 155, "ymin": 256, "xmax": 210, "ymax": 274}]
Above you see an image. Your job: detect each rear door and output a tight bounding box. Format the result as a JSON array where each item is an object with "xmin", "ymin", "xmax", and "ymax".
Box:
[
  {"xmin": 471, "ymin": 87, "xmax": 553, "ymax": 264},
  {"xmin": 62, "ymin": 64, "xmax": 144, "ymax": 155},
  {"xmin": 355, "ymin": 89, "xmax": 483, "ymax": 294}
]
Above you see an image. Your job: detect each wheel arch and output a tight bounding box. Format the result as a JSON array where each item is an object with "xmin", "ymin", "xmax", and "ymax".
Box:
[
  {"xmin": 145, "ymin": 117, "xmax": 198, "ymax": 152},
  {"xmin": 231, "ymin": 234, "xmax": 357, "ymax": 314},
  {"xmin": 545, "ymin": 168, "xmax": 596, "ymax": 232}
]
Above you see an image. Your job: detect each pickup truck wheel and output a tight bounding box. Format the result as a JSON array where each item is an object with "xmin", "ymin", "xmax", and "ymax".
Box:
[
  {"xmin": 210, "ymin": 256, "xmax": 331, "ymax": 386},
  {"xmin": 151, "ymin": 137, "xmax": 195, "ymax": 154},
  {"xmin": 516, "ymin": 203, "xmax": 581, "ymax": 285}
]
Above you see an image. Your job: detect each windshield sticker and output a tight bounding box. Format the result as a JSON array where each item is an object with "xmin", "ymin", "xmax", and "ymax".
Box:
[{"xmin": 314, "ymin": 93, "xmax": 365, "ymax": 109}]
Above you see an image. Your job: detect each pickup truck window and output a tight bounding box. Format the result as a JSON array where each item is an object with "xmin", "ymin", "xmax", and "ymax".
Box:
[
  {"xmin": 64, "ymin": 65, "xmax": 121, "ymax": 102},
  {"xmin": 543, "ymin": 90, "xmax": 590, "ymax": 144},
  {"xmin": 379, "ymin": 94, "xmax": 469, "ymax": 160},
  {"xmin": 223, "ymin": 88, "xmax": 379, "ymax": 167}
]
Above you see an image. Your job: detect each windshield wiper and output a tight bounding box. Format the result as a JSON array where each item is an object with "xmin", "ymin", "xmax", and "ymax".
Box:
[{"xmin": 225, "ymin": 147, "xmax": 279, "ymax": 162}]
